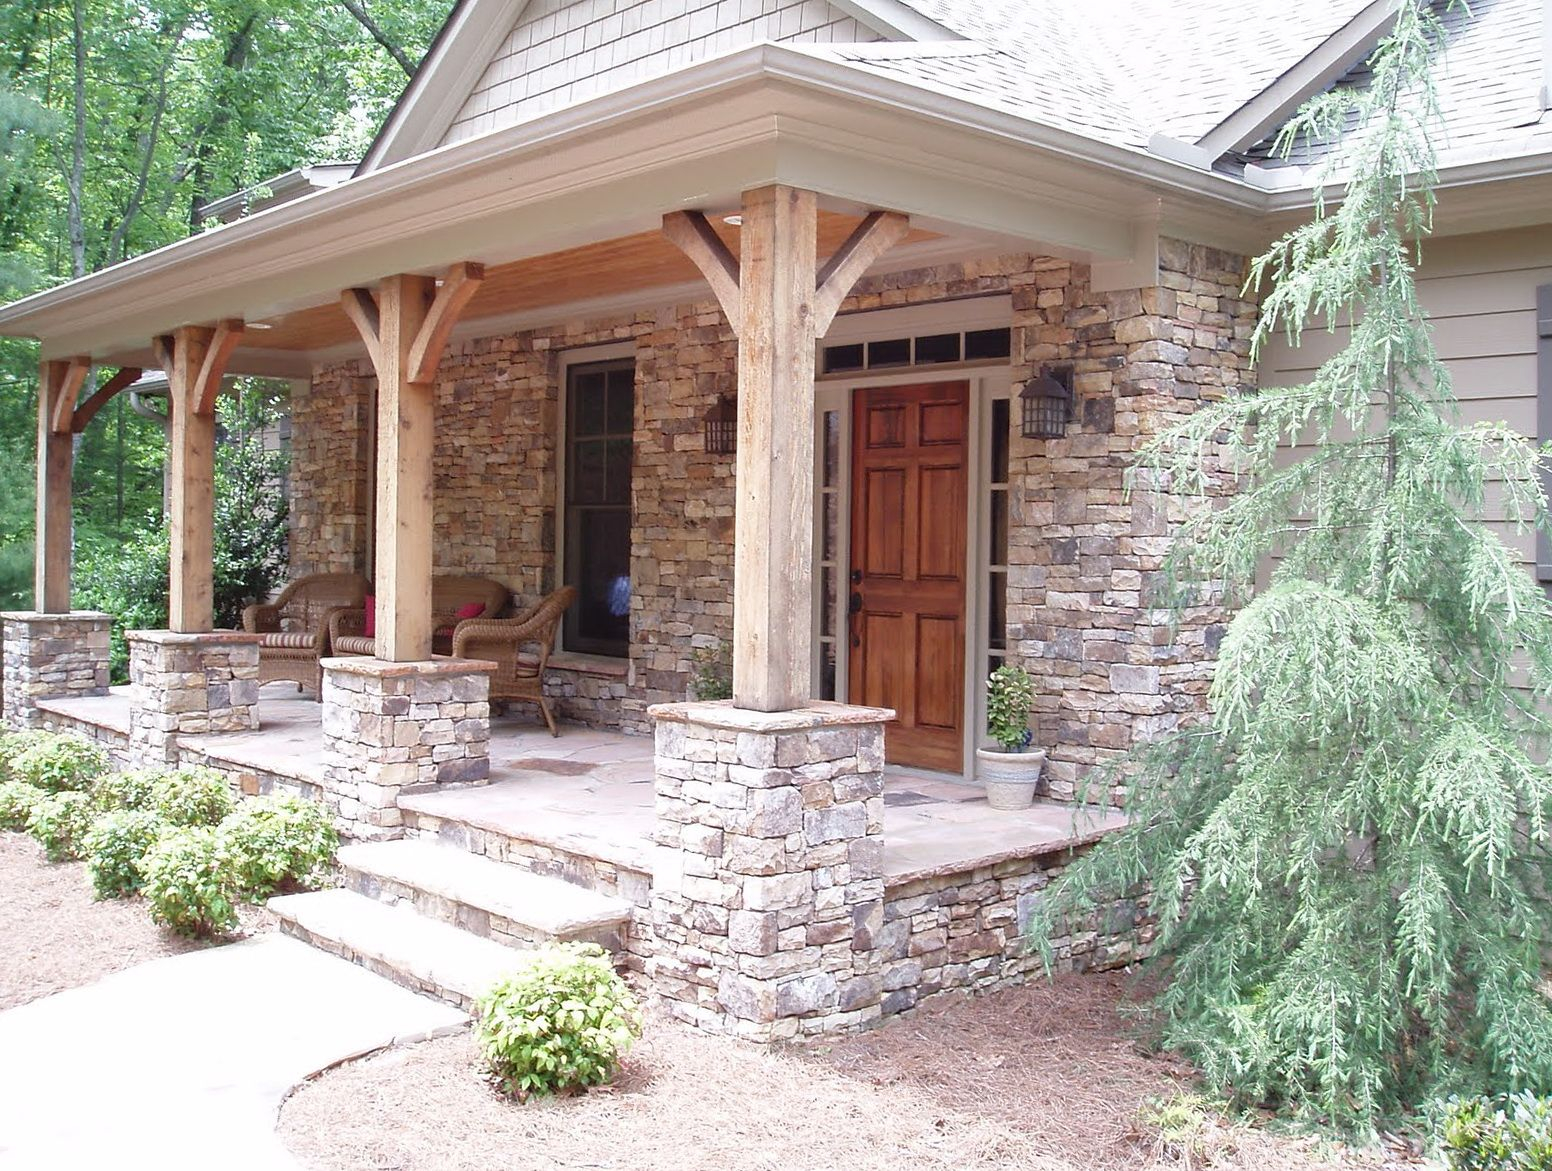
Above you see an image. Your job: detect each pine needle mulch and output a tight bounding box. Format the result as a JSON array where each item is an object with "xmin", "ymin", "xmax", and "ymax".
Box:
[{"xmin": 279, "ymin": 972, "xmax": 1419, "ymax": 1171}]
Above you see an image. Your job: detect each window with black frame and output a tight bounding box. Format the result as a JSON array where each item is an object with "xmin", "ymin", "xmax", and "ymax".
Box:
[{"xmin": 564, "ymin": 359, "xmax": 635, "ymax": 657}]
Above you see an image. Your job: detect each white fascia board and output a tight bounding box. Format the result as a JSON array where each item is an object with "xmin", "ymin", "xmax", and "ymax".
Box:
[
  {"xmin": 1192, "ymin": 0, "xmax": 1396, "ymax": 161},
  {"xmin": 0, "ymin": 44, "xmax": 1277, "ymax": 362},
  {"xmin": 361, "ymin": 0, "xmax": 532, "ymax": 174},
  {"xmin": 826, "ymin": 0, "xmax": 961, "ymax": 41}
]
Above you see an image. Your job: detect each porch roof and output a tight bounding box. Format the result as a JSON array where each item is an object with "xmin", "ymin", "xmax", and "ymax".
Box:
[{"xmin": 0, "ymin": 43, "xmax": 1279, "ymax": 376}]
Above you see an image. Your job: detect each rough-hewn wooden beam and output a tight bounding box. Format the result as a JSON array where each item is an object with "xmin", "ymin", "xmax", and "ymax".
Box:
[
  {"xmin": 34, "ymin": 358, "xmax": 88, "ymax": 613},
  {"xmin": 733, "ymin": 185, "xmax": 819, "ymax": 711},
  {"xmin": 71, "ymin": 366, "xmax": 144, "ymax": 433},
  {"xmin": 341, "ymin": 287, "xmax": 383, "ymax": 372},
  {"xmin": 372, "ymin": 273, "xmax": 436, "ymax": 661},
  {"xmin": 408, "ymin": 261, "xmax": 484, "ymax": 384},
  {"xmin": 166, "ymin": 325, "xmax": 216, "ymax": 632},
  {"xmin": 193, "ymin": 319, "xmax": 245, "ymax": 416},
  {"xmin": 813, "ymin": 210, "xmax": 910, "ymax": 334},
  {"xmin": 663, "ymin": 210, "xmax": 742, "ymax": 330}
]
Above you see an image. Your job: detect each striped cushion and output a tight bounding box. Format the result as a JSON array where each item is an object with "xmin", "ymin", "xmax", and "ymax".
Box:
[
  {"xmin": 259, "ymin": 632, "xmax": 317, "ymax": 650},
  {"xmin": 332, "ymin": 635, "xmax": 376, "ymax": 656}
]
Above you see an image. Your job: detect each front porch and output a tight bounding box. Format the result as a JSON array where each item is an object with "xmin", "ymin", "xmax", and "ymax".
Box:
[{"xmin": 35, "ymin": 685, "xmax": 1125, "ymax": 896}]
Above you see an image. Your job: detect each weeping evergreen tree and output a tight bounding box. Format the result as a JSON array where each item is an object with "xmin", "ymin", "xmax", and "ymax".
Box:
[{"xmin": 1036, "ymin": 0, "xmax": 1552, "ymax": 1129}]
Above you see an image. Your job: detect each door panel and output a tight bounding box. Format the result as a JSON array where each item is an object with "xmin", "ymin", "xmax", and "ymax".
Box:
[{"xmin": 848, "ymin": 381, "xmax": 969, "ymax": 773}]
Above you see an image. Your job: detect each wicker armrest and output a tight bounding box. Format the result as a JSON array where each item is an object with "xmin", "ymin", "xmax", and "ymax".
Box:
[
  {"xmin": 451, "ymin": 613, "xmax": 547, "ymax": 660},
  {"xmin": 327, "ymin": 606, "xmax": 368, "ymax": 646},
  {"xmin": 243, "ymin": 603, "xmax": 281, "ymax": 634}
]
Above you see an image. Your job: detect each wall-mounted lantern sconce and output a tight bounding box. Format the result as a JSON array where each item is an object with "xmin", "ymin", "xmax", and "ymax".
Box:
[
  {"xmin": 704, "ymin": 394, "xmax": 737, "ymax": 455},
  {"xmin": 1019, "ymin": 365, "xmax": 1075, "ymax": 439}
]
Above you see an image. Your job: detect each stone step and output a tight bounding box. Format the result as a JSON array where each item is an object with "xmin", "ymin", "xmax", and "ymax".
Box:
[
  {"xmin": 338, "ymin": 839, "xmax": 634, "ymax": 952},
  {"xmin": 268, "ymin": 888, "xmax": 531, "ymax": 1011}
]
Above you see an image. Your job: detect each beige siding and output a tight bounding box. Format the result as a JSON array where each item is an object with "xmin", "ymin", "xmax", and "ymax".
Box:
[
  {"xmin": 442, "ymin": 0, "xmax": 884, "ymax": 145},
  {"xmin": 1259, "ymin": 225, "xmax": 1552, "ymax": 570}
]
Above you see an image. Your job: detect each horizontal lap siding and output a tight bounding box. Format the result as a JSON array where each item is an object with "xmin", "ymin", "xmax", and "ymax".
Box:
[
  {"xmin": 444, "ymin": 0, "xmax": 883, "ymax": 144},
  {"xmin": 1259, "ymin": 225, "xmax": 1552, "ymax": 572}
]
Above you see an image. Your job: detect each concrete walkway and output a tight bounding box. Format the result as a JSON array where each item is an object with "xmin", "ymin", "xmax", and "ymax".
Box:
[{"xmin": 0, "ymin": 933, "xmax": 466, "ymax": 1170}]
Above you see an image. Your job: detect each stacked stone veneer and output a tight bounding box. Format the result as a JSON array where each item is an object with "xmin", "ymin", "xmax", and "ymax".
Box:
[
  {"xmin": 291, "ymin": 241, "xmax": 1254, "ymax": 790},
  {"xmin": 1, "ymin": 612, "xmax": 112, "ymax": 729},
  {"xmin": 126, "ymin": 631, "xmax": 259, "ymax": 763},
  {"xmin": 320, "ymin": 657, "xmax": 493, "ymax": 840},
  {"xmin": 648, "ymin": 701, "xmax": 892, "ymax": 1040}
]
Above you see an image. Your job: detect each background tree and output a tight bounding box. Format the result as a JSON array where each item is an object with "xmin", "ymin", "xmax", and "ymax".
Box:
[{"xmin": 1035, "ymin": 0, "xmax": 1552, "ymax": 1129}]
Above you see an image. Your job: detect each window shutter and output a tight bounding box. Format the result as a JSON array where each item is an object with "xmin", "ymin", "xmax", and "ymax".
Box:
[{"xmin": 1539, "ymin": 283, "xmax": 1552, "ymax": 582}]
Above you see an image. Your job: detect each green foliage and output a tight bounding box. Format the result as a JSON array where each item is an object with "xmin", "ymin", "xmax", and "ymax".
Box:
[
  {"xmin": 89, "ymin": 767, "xmax": 165, "ymax": 814},
  {"xmin": 74, "ymin": 525, "xmax": 169, "ymax": 682},
  {"xmin": 26, "ymin": 790, "xmax": 95, "ymax": 861},
  {"xmin": 689, "ymin": 642, "xmax": 733, "ymax": 701},
  {"xmin": 1441, "ymin": 1095, "xmax": 1552, "ymax": 1170},
  {"xmin": 0, "ymin": 730, "xmax": 51, "ymax": 780},
  {"xmin": 475, "ymin": 943, "xmax": 643, "ymax": 1100},
  {"xmin": 141, "ymin": 826, "xmax": 239, "ymax": 938},
  {"xmin": 219, "ymin": 794, "xmax": 337, "ymax": 898},
  {"xmin": 11, "ymin": 734, "xmax": 109, "ymax": 793},
  {"xmin": 985, "ymin": 665, "xmax": 1035, "ymax": 752},
  {"xmin": 1032, "ymin": 1, "xmax": 1552, "ymax": 1131},
  {"xmin": 84, "ymin": 809, "xmax": 166, "ymax": 899},
  {"xmin": 0, "ymin": 780, "xmax": 43, "ymax": 830},
  {"xmin": 150, "ymin": 767, "xmax": 234, "ymax": 827}
]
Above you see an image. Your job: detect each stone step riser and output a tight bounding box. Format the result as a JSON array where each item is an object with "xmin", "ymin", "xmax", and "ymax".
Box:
[
  {"xmin": 398, "ymin": 809, "xmax": 652, "ymax": 908},
  {"xmin": 274, "ymin": 917, "xmax": 479, "ymax": 1012},
  {"xmin": 340, "ymin": 866, "xmax": 626, "ymax": 954}
]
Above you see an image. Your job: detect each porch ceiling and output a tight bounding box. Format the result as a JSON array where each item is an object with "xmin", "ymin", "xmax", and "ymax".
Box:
[{"xmin": 232, "ymin": 212, "xmax": 940, "ymax": 361}]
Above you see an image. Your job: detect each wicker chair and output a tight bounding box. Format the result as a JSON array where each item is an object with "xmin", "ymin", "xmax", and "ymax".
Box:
[
  {"xmin": 329, "ymin": 575, "xmax": 514, "ymax": 657},
  {"xmin": 241, "ymin": 573, "xmax": 371, "ymax": 695},
  {"xmin": 452, "ymin": 586, "xmax": 577, "ymax": 736}
]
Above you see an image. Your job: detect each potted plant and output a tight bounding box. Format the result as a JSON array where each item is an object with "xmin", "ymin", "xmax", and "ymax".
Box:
[{"xmin": 976, "ymin": 665, "xmax": 1045, "ymax": 810}]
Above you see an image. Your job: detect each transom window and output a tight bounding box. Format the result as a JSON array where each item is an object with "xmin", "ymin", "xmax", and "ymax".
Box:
[{"xmin": 564, "ymin": 359, "xmax": 634, "ymax": 657}]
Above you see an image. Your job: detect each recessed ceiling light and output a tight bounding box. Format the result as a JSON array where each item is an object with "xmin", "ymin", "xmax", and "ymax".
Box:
[
  {"xmin": 722, "ymin": 214, "xmax": 743, "ymax": 226},
  {"xmin": 247, "ymin": 322, "xmax": 274, "ymax": 330}
]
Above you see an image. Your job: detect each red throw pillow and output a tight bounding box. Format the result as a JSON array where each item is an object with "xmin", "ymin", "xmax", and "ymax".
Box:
[
  {"xmin": 455, "ymin": 602, "xmax": 485, "ymax": 622},
  {"xmin": 363, "ymin": 596, "xmax": 376, "ymax": 638}
]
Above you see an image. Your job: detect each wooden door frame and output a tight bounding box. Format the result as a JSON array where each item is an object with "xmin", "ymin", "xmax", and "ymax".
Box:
[{"xmin": 812, "ymin": 363, "xmax": 1012, "ymax": 777}]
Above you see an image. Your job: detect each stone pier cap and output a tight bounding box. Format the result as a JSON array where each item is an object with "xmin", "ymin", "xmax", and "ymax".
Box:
[{"xmin": 647, "ymin": 700, "xmax": 897, "ymax": 732}]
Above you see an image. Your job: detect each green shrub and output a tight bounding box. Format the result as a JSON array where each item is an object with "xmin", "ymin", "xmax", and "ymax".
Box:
[
  {"xmin": 26, "ymin": 790, "xmax": 96, "ymax": 861},
  {"xmin": 141, "ymin": 826, "xmax": 238, "ymax": 937},
  {"xmin": 475, "ymin": 942, "xmax": 642, "ymax": 1100},
  {"xmin": 84, "ymin": 809, "xmax": 166, "ymax": 898},
  {"xmin": 220, "ymin": 794, "xmax": 337, "ymax": 898},
  {"xmin": 985, "ymin": 664, "xmax": 1035, "ymax": 752},
  {"xmin": 11, "ymin": 734, "xmax": 109, "ymax": 793},
  {"xmin": 89, "ymin": 767, "xmax": 166, "ymax": 814},
  {"xmin": 0, "ymin": 730, "xmax": 51, "ymax": 780},
  {"xmin": 150, "ymin": 767, "xmax": 234, "ymax": 827},
  {"xmin": 689, "ymin": 642, "xmax": 732, "ymax": 701},
  {"xmin": 1442, "ymin": 1094, "xmax": 1552, "ymax": 1170},
  {"xmin": 0, "ymin": 780, "xmax": 43, "ymax": 830}
]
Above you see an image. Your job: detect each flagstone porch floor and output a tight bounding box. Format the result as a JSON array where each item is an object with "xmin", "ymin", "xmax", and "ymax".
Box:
[{"xmin": 38, "ymin": 685, "xmax": 1126, "ymax": 886}]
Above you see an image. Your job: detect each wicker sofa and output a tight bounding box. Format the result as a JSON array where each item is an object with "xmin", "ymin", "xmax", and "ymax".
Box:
[
  {"xmin": 241, "ymin": 572, "xmax": 371, "ymax": 695},
  {"xmin": 328, "ymin": 575, "xmax": 513, "ymax": 658}
]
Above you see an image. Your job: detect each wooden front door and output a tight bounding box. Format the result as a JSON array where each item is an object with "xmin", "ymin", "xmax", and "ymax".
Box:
[{"xmin": 847, "ymin": 382, "xmax": 969, "ymax": 772}]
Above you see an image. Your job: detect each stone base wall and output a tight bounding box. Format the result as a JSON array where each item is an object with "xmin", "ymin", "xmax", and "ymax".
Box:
[
  {"xmin": 1, "ymin": 612, "xmax": 112, "ymax": 730},
  {"xmin": 126, "ymin": 631, "xmax": 260, "ymax": 764},
  {"xmin": 648, "ymin": 701, "xmax": 892, "ymax": 1041},
  {"xmin": 878, "ymin": 852, "xmax": 1149, "ymax": 1018},
  {"xmin": 31, "ymin": 699, "xmax": 132, "ymax": 766},
  {"xmin": 320, "ymin": 657, "xmax": 493, "ymax": 840},
  {"xmin": 543, "ymin": 660, "xmax": 633, "ymax": 730}
]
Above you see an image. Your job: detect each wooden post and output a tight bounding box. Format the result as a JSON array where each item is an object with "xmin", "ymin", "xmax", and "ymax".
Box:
[
  {"xmin": 665, "ymin": 192, "xmax": 909, "ymax": 711},
  {"xmin": 342, "ymin": 263, "xmax": 484, "ymax": 661},
  {"xmin": 33, "ymin": 358, "xmax": 89, "ymax": 613},
  {"xmin": 162, "ymin": 321, "xmax": 244, "ymax": 633}
]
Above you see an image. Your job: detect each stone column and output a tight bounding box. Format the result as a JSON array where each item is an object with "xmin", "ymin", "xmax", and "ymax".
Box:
[
  {"xmin": 1, "ymin": 612, "xmax": 113, "ymax": 729},
  {"xmin": 320, "ymin": 657, "xmax": 493, "ymax": 841},
  {"xmin": 647, "ymin": 700, "xmax": 892, "ymax": 1041},
  {"xmin": 126, "ymin": 630, "xmax": 260, "ymax": 764}
]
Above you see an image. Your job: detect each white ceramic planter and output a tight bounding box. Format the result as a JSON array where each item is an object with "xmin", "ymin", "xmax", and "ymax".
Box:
[{"xmin": 975, "ymin": 747, "xmax": 1046, "ymax": 810}]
